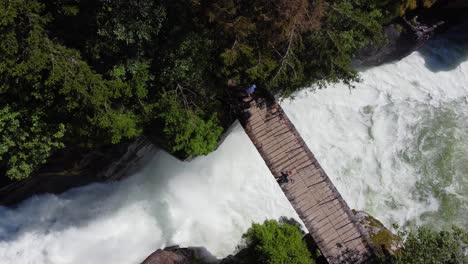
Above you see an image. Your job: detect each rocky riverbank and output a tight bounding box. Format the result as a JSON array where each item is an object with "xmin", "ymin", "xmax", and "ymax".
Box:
[
  {"xmin": 353, "ymin": 1, "xmax": 468, "ymax": 68},
  {"xmin": 141, "ymin": 246, "xmax": 219, "ymax": 264},
  {"xmin": 0, "ymin": 137, "xmax": 157, "ymax": 206},
  {"xmin": 353, "ymin": 210, "xmax": 403, "ymax": 256},
  {"xmin": 139, "ymin": 210, "xmax": 402, "ymax": 264}
]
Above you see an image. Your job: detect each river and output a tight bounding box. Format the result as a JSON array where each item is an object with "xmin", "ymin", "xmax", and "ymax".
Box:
[{"xmin": 0, "ymin": 34, "xmax": 467, "ymax": 263}]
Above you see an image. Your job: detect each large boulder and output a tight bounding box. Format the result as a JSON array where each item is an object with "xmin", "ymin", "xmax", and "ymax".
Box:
[
  {"xmin": 353, "ymin": 3, "xmax": 468, "ymax": 69},
  {"xmin": 142, "ymin": 249, "xmax": 191, "ymax": 264},
  {"xmin": 352, "ymin": 22, "xmax": 417, "ymax": 68},
  {"xmin": 353, "ymin": 210, "xmax": 403, "ymax": 256},
  {"xmin": 142, "ymin": 246, "xmax": 219, "ymax": 264}
]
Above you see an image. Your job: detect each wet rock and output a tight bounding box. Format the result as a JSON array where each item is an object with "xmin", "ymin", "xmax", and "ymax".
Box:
[
  {"xmin": 352, "ymin": 23, "xmax": 416, "ymax": 68},
  {"xmin": 0, "ymin": 137, "xmax": 157, "ymax": 206},
  {"xmin": 353, "ymin": 210, "xmax": 403, "ymax": 256},
  {"xmin": 353, "ymin": 4, "xmax": 468, "ymax": 68},
  {"xmin": 141, "ymin": 246, "xmax": 219, "ymax": 264},
  {"xmin": 141, "ymin": 249, "xmax": 190, "ymax": 264}
]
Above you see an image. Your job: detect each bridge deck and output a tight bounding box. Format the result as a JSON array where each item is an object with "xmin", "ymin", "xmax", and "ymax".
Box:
[{"xmin": 238, "ymin": 95, "xmax": 373, "ymax": 263}]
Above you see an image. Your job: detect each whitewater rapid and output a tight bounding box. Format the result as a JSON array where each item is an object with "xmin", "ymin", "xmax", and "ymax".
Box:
[
  {"xmin": 1, "ymin": 36, "xmax": 467, "ymax": 263},
  {"xmin": 282, "ymin": 39, "xmax": 468, "ymax": 230}
]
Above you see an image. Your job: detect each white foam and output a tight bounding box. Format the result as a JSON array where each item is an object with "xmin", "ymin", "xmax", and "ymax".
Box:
[
  {"xmin": 0, "ymin": 126, "xmax": 299, "ymax": 263},
  {"xmin": 281, "ymin": 45, "xmax": 468, "ymax": 228}
]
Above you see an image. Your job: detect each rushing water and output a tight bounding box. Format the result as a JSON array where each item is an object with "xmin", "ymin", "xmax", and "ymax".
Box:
[
  {"xmin": 0, "ymin": 36, "xmax": 467, "ymax": 263},
  {"xmin": 282, "ymin": 39, "xmax": 468, "ymax": 229}
]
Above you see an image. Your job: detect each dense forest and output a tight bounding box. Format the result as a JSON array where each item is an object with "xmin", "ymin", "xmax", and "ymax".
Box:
[{"xmin": 0, "ymin": 0, "xmax": 440, "ymax": 180}]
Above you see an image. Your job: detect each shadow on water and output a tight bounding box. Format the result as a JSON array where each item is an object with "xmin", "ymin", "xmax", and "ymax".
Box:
[
  {"xmin": 0, "ymin": 149, "xmax": 177, "ymax": 244},
  {"xmin": 419, "ymin": 22, "xmax": 468, "ymax": 72}
]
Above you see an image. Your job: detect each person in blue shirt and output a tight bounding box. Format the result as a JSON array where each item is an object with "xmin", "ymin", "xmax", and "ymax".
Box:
[{"xmin": 246, "ymin": 84, "xmax": 256, "ymax": 96}]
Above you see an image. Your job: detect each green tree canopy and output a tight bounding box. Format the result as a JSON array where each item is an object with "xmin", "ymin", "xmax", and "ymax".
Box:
[
  {"xmin": 300, "ymin": 0, "xmax": 384, "ymax": 91},
  {"xmin": 156, "ymin": 92, "xmax": 223, "ymax": 157},
  {"xmin": 231, "ymin": 218, "xmax": 314, "ymax": 264},
  {"xmin": 0, "ymin": 0, "xmax": 147, "ymax": 179},
  {"xmin": 394, "ymin": 226, "xmax": 468, "ymax": 264},
  {"xmin": 1, "ymin": 0, "xmax": 430, "ymax": 180},
  {"xmin": 0, "ymin": 107, "xmax": 65, "ymax": 180},
  {"xmin": 382, "ymin": 0, "xmax": 439, "ymax": 19},
  {"xmin": 206, "ymin": 0, "xmax": 385, "ymax": 96}
]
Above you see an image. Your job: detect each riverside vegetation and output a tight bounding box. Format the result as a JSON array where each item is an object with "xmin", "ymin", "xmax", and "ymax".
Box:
[
  {"xmin": 0, "ymin": 0, "xmax": 441, "ymax": 181},
  {"xmin": 231, "ymin": 218, "xmax": 467, "ymax": 264}
]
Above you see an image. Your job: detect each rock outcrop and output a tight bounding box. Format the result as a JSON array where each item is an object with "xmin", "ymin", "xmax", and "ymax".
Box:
[
  {"xmin": 141, "ymin": 246, "xmax": 219, "ymax": 264},
  {"xmin": 140, "ymin": 212, "xmax": 396, "ymax": 264},
  {"xmin": 353, "ymin": 2, "xmax": 468, "ymax": 68},
  {"xmin": 353, "ymin": 210, "xmax": 403, "ymax": 256},
  {"xmin": 0, "ymin": 137, "xmax": 157, "ymax": 206},
  {"xmin": 142, "ymin": 249, "xmax": 190, "ymax": 264}
]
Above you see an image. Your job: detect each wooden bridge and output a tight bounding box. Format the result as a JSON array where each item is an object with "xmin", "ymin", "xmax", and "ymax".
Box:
[{"xmin": 236, "ymin": 91, "xmax": 374, "ymax": 263}]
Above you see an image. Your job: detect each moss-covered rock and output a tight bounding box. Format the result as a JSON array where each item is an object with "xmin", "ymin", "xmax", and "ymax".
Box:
[{"xmin": 352, "ymin": 210, "xmax": 403, "ymax": 256}]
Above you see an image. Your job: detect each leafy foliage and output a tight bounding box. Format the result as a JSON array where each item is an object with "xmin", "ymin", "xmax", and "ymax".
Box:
[
  {"xmin": 300, "ymin": 0, "xmax": 384, "ymax": 90},
  {"xmin": 1, "ymin": 0, "xmax": 420, "ymax": 180},
  {"xmin": 157, "ymin": 32, "xmax": 219, "ymax": 110},
  {"xmin": 395, "ymin": 226, "xmax": 468, "ymax": 264},
  {"xmin": 91, "ymin": 0, "xmax": 166, "ymax": 64},
  {"xmin": 208, "ymin": 0, "xmax": 385, "ymax": 96},
  {"xmin": 97, "ymin": 0, "xmax": 166, "ymax": 46},
  {"xmin": 232, "ymin": 218, "xmax": 314, "ymax": 264},
  {"xmin": 374, "ymin": 225, "xmax": 468, "ymax": 264},
  {"xmin": 376, "ymin": 0, "xmax": 440, "ymax": 21},
  {"xmin": 0, "ymin": 0, "xmax": 147, "ymax": 179},
  {"xmin": 156, "ymin": 92, "xmax": 223, "ymax": 157},
  {"xmin": 209, "ymin": 0, "xmax": 324, "ymax": 94},
  {"xmin": 0, "ymin": 107, "xmax": 64, "ymax": 180}
]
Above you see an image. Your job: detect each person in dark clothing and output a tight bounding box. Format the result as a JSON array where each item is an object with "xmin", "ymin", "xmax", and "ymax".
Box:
[{"xmin": 277, "ymin": 171, "xmax": 290, "ymax": 185}]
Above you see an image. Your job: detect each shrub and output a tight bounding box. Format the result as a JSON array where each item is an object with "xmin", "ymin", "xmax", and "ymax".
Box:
[{"xmin": 233, "ymin": 218, "xmax": 314, "ymax": 264}]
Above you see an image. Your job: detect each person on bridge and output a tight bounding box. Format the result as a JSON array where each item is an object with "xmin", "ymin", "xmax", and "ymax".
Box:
[
  {"xmin": 246, "ymin": 84, "xmax": 256, "ymax": 97},
  {"xmin": 277, "ymin": 171, "xmax": 290, "ymax": 185}
]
